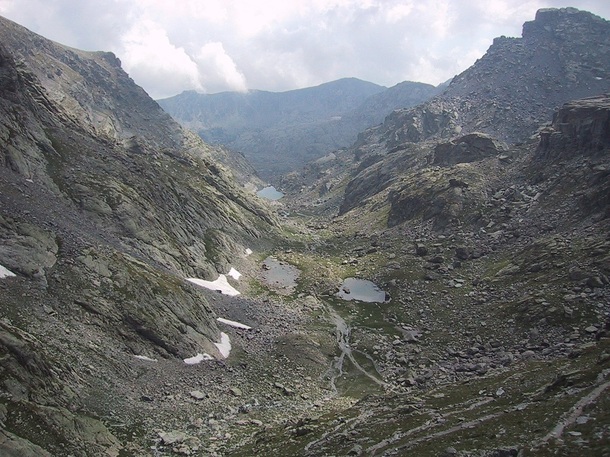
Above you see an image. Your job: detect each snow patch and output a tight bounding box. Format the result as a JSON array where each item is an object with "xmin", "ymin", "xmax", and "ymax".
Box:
[
  {"xmin": 183, "ymin": 332, "xmax": 232, "ymax": 363},
  {"xmin": 227, "ymin": 267, "xmax": 242, "ymax": 280},
  {"xmin": 134, "ymin": 355, "xmax": 157, "ymax": 362},
  {"xmin": 214, "ymin": 332, "xmax": 231, "ymax": 358},
  {"xmin": 183, "ymin": 353, "xmax": 213, "ymax": 365},
  {"xmin": 0, "ymin": 264, "xmax": 16, "ymax": 279},
  {"xmin": 186, "ymin": 275, "xmax": 240, "ymax": 296},
  {"xmin": 217, "ymin": 317, "xmax": 251, "ymax": 330}
]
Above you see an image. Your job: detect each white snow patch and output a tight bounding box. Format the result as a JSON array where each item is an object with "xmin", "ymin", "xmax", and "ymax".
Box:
[
  {"xmin": 214, "ymin": 332, "xmax": 231, "ymax": 358},
  {"xmin": 183, "ymin": 353, "xmax": 213, "ymax": 365},
  {"xmin": 227, "ymin": 267, "xmax": 242, "ymax": 280},
  {"xmin": 134, "ymin": 355, "xmax": 157, "ymax": 362},
  {"xmin": 217, "ymin": 317, "xmax": 252, "ymax": 330},
  {"xmin": 186, "ymin": 275, "xmax": 240, "ymax": 296},
  {"xmin": 245, "ymin": 248, "xmax": 253, "ymax": 256},
  {"xmin": 0, "ymin": 264, "xmax": 16, "ymax": 279}
]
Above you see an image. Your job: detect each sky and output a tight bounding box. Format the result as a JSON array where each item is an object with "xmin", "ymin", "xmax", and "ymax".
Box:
[{"xmin": 1, "ymin": 1, "xmax": 608, "ymax": 99}]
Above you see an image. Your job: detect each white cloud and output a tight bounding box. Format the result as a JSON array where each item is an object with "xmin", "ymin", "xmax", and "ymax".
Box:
[
  {"xmin": 120, "ymin": 20, "xmax": 202, "ymax": 98},
  {"xmin": 385, "ymin": 2, "xmax": 414, "ymax": 23},
  {"xmin": 194, "ymin": 42, "xmax": 247, "ymax": 93}
]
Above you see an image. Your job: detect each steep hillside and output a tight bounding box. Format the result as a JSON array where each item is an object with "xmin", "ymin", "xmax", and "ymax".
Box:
[
  {"xmin": 0, "ymin": 15, "xmax": 286, "ymax": 456},
  {"xmin": 158, "ymin": 78, "xmax": 438, "ymax": 178},
  {"xmin": 360, "ymin": 7, "xmax": 610, "ymax": 150}
]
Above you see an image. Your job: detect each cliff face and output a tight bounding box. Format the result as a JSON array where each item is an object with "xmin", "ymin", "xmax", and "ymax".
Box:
[
  {"xmin": 0, "ymin": 16, "xmax": 278, "ymax": 456},
  {"xmin": 537, "ymin": 93, "xmax": 610, "ymax": 159}
]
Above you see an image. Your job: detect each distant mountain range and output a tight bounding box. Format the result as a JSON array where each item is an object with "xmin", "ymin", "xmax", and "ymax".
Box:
[{"xmin": 158, "ymin": 78, "xmax": 441, "ymax": 179}]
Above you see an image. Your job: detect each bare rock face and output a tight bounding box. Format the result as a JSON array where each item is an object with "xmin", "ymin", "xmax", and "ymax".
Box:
[
  {"xmin": 354, "ymin": 7, "xmax": 610, "ymax": 156},
  {"xmin": 535, "ymin": 94, "xmax": 610, "ymax": 219},
  {"xmin": 432, "ymin": 133, "xmax": 508, "ymax": 166},
  {"xmin": 537, "ymin": 94, "xmax": 610, "ymax": 159}
]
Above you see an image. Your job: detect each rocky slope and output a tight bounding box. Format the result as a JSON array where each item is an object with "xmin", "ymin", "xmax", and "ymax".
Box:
[
  {"xmin": 158, "ymin": 78, "xmax": 438, "ymax": 179},
  {"xmin": 371, "ymin": 7, "xmax": 610, "ymax": 148},
  {"xmin": 281, "ymin": 7, "xmax": 610, "ymax": 219},
  {"xmin": 0, "ymin": 15, "xmax": 293, "ymax": 456},
  {"xmin": 245, "ymin": 94, "xmax": 610, "ymax": 457}
]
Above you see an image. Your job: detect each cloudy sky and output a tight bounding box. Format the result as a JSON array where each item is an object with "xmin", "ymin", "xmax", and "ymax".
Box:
[{"xmin": 1, "ymin": 0, "xmax": 608, "ymax": 99}]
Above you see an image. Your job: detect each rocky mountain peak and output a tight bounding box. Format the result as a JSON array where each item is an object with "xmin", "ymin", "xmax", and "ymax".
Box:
[
  {"xmin": 523, "ymin": 6, "xmax": 607, "ymax": 38},
  {"xmin": 341, "ymin": 6, "xmax": 610, "ymax": 171}
]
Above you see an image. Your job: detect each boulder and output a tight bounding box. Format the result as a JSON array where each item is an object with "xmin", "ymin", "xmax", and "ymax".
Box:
[{"xmin": 432, "ymin": 133, "xmax": 508, "ymax": 166}]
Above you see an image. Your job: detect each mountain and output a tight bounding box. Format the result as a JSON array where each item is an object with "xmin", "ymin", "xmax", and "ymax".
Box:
[
  {"xmin": 0, "ymin": 15, "xmax": 280, "ymax": 456},
  {"xmin": 282, "ymin": 7, "xmax": 610, "ymax": 218},
  {"xmin": 158, "ymin": 78, "xmax": 439, "ymax": 179},
  {"xmin": 358, "ymin": 7, "xmax": 610, "ymax": 151},
  {"xmin": 2, "ymin": 7, "xmax": 610, "ymax": 457},
  {"xmin": 249, "ymin": 8, "xmax": 610, "ymax": 455}
]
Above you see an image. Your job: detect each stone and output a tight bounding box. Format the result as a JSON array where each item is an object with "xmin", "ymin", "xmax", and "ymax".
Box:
[
  {"xmin": 455, "ymin": 246, "xmax": 471, "ymax": 260},
  {"xmin": 229, "ymin": 387, "xmax": 242, "ymax": 397},
  {"xmin": 586, "ymin": 276, "xmax": 605, "ymax": 288},
  {"xmin": 189, "ymin": 390, "xmax": 206, "ymax": 400},
  {"xmin": 415, "ymin": 244, "xmax": 428, "ymax": 256},
  {"xmin": 348, "ymin": 444, "xmax": 363, "ymax": 455},
  {"xmin": 521, "ymin": 350, "xmax": 536, "ymax": 360},
  {"xmin": 159, "ymin": 430, "xmax": 188, "ymax": 445},
  {"xmin": 433, "ymin": 133, "xmax": 508, "ymax": 167}
]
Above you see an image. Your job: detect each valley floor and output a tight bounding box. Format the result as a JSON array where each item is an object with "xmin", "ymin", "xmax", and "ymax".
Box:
[{"xmin": 121, "ymin": 200, "xmax": 610, "ymax": 456}]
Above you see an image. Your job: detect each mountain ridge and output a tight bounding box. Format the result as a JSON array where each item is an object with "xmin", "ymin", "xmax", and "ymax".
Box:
[
  {"xmin": 0, "ymin": 15, "xmax": 291, "ymax": 456},
  {"xmin": 159, "ymin": 77, "xmax": 439, "ymax": 178},
  {"xmin": 282, "ymin": 6, "xmax": 610, "ymax": 220}
]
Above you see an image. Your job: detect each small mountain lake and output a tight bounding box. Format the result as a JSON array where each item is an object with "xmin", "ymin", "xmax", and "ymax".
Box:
[
  {"xmin": 257, "ymin": 186, "xmax": 284, "ymax": 200},
  {"xmin": 261, "ymin": 256, "xmax": 299, "ymax": 294},
  {"xmin": 336, "ymin": 278, "xmax": 387, "ymax": 303}
]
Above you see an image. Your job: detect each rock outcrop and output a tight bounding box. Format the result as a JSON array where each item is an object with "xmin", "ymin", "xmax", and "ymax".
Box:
[
  {"xmin": 432, "ymin": 133, "xmax": 508, "ymax": 166},
  {"xmin": 537, "ymin": 94, "xmax": 610, "ymax": 159}
]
